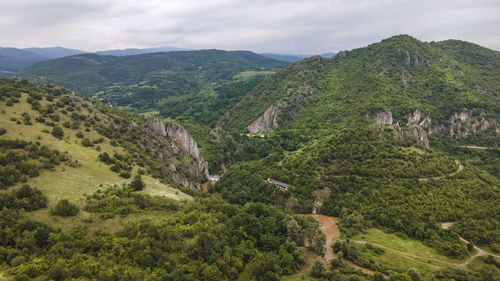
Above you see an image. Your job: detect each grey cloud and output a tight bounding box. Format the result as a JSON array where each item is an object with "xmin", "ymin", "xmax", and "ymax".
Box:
[{"xmin": 0, "ymin": 0, "xmax": 499, "ymax": 53}]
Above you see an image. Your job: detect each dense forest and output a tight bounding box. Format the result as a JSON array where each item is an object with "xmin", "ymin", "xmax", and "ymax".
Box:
[{"xmin": 17, "ymin": 50, "xmax": 288, "ymax": 122}]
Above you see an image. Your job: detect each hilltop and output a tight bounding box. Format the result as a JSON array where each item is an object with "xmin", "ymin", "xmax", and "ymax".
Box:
[
  {"xmin": 0, "ymin": 48, "xmax": 48, "ymax": 77},
  {"xmin": 0, "ymin": 78, "xmax": 214, "ymax": 208},
  {"xmin": 0, "ymin": 47, "xmax": 85, "ymax": 77},
  {"xmin": 223, "ymin": 35, "xmax": 500, "ymax": 142},
  {"xmin": 17, "ymin": 50, "xmax": 289, "ymax": 126},
  {"xmin": 213, "ymin": 35, "xmax": 500, "ymax": 268}
]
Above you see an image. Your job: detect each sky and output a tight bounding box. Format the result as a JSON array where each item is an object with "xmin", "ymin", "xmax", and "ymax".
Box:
[{"xmin": 1, "ymin": 0, "xmax": 499, "ymax": 54}]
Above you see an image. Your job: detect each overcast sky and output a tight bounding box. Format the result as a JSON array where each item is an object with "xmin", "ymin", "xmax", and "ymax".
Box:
[{"xmin": 1, "ymin": 0, "xmax": 499, "ymax": 54}]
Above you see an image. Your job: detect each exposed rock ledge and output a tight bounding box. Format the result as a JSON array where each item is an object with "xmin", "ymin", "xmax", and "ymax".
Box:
[
  {"xmin": 144, "ymin": 119, "xmax": 209, "ymax": 189},
  {"xmin": 373, "ymin": 108, "xmax": 499, "ymax": 150},
  {"xmin": 247, "ymin": 84, "xmax": 316, "ymax": 133},
  {"xmin": 248, "ymin": 103, "xmax": 285, "ymax": 133},
  {"xmin": 376, "ymin": 111, "xmax": 393, "ymax": 126},
  {"xmin": 449, "ymin": 111, "xmax": 500, "ymax": 138},
  {"xmin": 373, "ymin": 110, "xmax": 429, "ymax": 149}
]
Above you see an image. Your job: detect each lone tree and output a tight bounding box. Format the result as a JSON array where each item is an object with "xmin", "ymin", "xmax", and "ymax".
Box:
[
  {"xmin": 52, "ymin": 199, "xmax": 79, "ymax": 217},
  {"xmin": 407, "ymin": 268, "xmax": 421, "ymax": 281},
  {"xmin": 130, "ymin": 174, "xmax": 145, "ymax": 191},
  {"xmin": 51, "ymin": 126, "xmax": 64, "ymax": 139},
  {"xmin": 311, "ymin": 258, "xmax": 325, "ymax": 278}
]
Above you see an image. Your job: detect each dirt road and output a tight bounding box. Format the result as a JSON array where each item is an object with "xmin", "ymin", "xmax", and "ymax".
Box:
[
  {"xmin": 440, "ymin": 222, "xmax": 500, "ymax": 267},
  {"xmin": 298, "ymin": 214, "xmax": 387, "ymax": 278},
  {"xmin": 333, "ymin": 160, "xmax": 463, "ymax": 182},
  {"xmin": 418, "ymin": 160, "xmax": 463, "ymax": 181}
]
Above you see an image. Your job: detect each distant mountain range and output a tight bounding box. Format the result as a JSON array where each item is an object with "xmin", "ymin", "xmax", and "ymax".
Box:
[
  {"xmin": 0, "ymin": 47, "xmax": 85, "ymax": 77},
  {"xmin": 260, "ymin": 52, "xmax": 336, "ymax": 62},
  {"xmin": 23, "ymin": 47, "xmax": 85, "ymax": 59},
  {"xmin": 0, "ymin": 45, "xmax": 336, "ymax": 77},
  {"xmin": 95, "ymin": 46, "xmax": 191, "ymax": 56}
]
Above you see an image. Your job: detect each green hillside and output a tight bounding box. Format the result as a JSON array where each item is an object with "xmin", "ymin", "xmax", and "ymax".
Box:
[
  {"xmin": 213, "ymin": 35, "xmax": 500, "ymax": 268},
  {"xmin": 0, "ymin": 78, "xmax": 337, "ymax": 281},
  {"xmin": 223, "ymin": 35, "xmax": 500, "ymax": 137},
  {"xmin": 17, "ymin": 50, "xmax": 288, "ymax": 126},
  {"xmin": 0, "ymin": 78, "xmax": 195, "ymax": 210},
  {"xmin": 2, "ymin": 34, "xmax": 499, "ymax": 281}
]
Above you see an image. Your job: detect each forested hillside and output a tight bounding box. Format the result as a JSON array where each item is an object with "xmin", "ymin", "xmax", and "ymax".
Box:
[
  {"xmin": 0, "ymin": 78, "xmax": 345, "ymax": 281},
  {"xmin": 209, "ymin": 36, "xmax": 500, "ymax": 279},
  {"xmin": 17, "ymin": 50, "xmax": 288, "ymax": 125},
  {"xmin": 2, "ymin": 34, "xmax": 499, "ymax": 280},
  {"xmin": 223, "ymin": 35, "xmax": 500, "ymax": 139},
  {"xmin": 0, "ymin": 47, "xmax": 84, "ymax": 78}
]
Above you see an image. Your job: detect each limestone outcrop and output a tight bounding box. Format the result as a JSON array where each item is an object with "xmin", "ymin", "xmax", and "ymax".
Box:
[
  {"xmin": 248, "ymin": 103, "xmax": 285, "ymax": 133},
  {"xmin": 143, "ymin": 119, "xmax": 209, "ymax": 189},
  {"xmin": 449, "ymin": 110, "xmax": 500, "ymax": 138},
  {"xmin": 405, "ymin": 109, "xmax": 432, "ymax": 149},
  {"xmin": 247, "ymin": 84, "xmax": 316, "ymax": 133},
  {"xmin": 372, "ymin": 108, "xmax": 499, "ymax": 149},
  {"xmin": 376, "ymin": 111, "xmax": 393, "ymax": 126}
]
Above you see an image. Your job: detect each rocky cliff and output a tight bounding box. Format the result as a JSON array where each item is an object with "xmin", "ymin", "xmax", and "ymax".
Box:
[
  {"xmin": 246, "ymin": 84, "xmax": 316, "ymax": 133},
  {"xmin": 376, "ymin": 111, "xmax": 393, "ymax": 126},
  {"xmin": 143, "ymin": 119, "xmax": 209, "ymax": 189},
  {"xmin": 374, "ymin": 108, "xmax": 499, "ymax": 149},
  {"xmin": 449, "ymin": 110, "xmax": 500, "ymax": 138},
  {"xmin": 248, "ymin": 103, "xmax": 284, "ymax": 133}
]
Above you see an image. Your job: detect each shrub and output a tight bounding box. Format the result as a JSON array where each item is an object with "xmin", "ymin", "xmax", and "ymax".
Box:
[
  {"xmin": 81, "ymin": 138, "xmax": 93, "ymax": 147},
  {"xmin": 52, "ymin": 199, "xmax": 79, "ymax": 217},
  {"xmin": 407, "ymin": 268, "xmax": 421, "ymax": 281},
  {"xmin": 119, "ymin": 170, "xmax": 131, "ymax": 179},
  {"xmin": 15, "ymin": 185, "xmax": 47, "ymax": 210},
  {"xmin": 51, "ymin": 126, "xmax": 64, "ymax": 139},
  {"xmin": 311, "ymin": 258, "xmax": 325, "ymax": 277},
  {"xmin": 130, "ymin": 175, "xmax": 145, "ymax": 191}
]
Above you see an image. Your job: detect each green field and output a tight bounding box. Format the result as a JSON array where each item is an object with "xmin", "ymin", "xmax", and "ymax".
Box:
[
  {"xmin": 352, "ymin": 228, "xmax": 467, "ymax": 278},
  {"xmin": 353, "ymin": 228, "xmax": 462, "ymax": 263}
]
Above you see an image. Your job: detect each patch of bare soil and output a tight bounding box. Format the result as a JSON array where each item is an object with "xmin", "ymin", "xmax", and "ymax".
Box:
[{"xmin": 298, "ymin": 214, "xmax": 387, "ymax": 278}]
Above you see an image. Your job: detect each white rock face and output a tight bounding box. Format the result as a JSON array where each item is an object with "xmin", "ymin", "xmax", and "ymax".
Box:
[
  {"xmin": 145, "ymin": 119, "xmax": 167, "ymax": 136},
  {"xmin": 376, "ymin": 111, "xmax": 393, "ymax": 126},
  {"xmin": 144, "ymin": 119, "xmax": 209, "ymax": 189},
  {"xmin": 406, "ymin": 109, "xmax": 431, "ymax": 149},
  {"xmin": 374, "ymin": 110, "xmax": 430, "ymax": 149},
  {"xmin": 166, "ymin": 122, "xmax": 209, "ymax": 178},
  {"xmin": 449, "ymin": 111, "xmax": 500, "ymax": 138},
  {"xmin": 248, "ymin": 103, "xmax": 285, "ymax": 133}
]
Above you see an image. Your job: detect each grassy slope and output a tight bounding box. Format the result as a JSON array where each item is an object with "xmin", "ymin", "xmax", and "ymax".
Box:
[
  {"xmin": 352, "ymin": 228, "xmax": 461, "ymax": 279},
  {"xmin": 282, "ymin": 226, "xmax": 496, "ymax": 281},
  {"xmin": 0, "ymin": 92, "xmax": 190, "ymax": 230}
]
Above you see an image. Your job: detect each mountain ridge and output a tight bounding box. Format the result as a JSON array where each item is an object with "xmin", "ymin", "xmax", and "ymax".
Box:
[{"xmin": 222, "ymin": 35, "xmax": 500, "ymax": 147}]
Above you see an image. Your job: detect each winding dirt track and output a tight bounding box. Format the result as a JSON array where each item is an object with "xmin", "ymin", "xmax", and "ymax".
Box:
[
  {"xmin": 462, "ymin": 145, "xmax": 490, "ymax": 150},
  {"xmin": 441, "ymin": 223, "xmax": 500, "ymax": 267},
  {"xmin": 333, "ymin": 160, "xmax": 463, "ymax": 182},
  {"xmin": 418, "ymin": 160, "xmax": 463, "ymax": 182},
  {"xmin": 294, "ymin": 216, "xmax": 500, "ymax": 279},
  {"xmin": 298, "ymin": 214, "xmax": 388, "ymax": 278}
]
